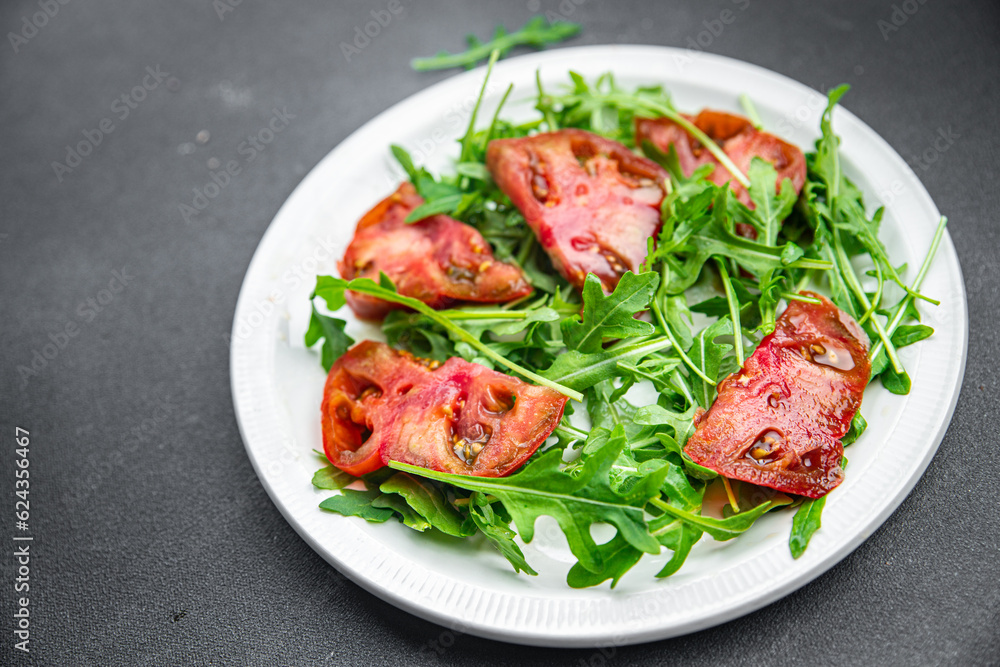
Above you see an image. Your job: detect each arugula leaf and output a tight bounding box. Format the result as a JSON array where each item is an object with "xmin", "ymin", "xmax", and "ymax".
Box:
[
  {"xmin": 469, "ymin": 493, "xmax": 537, "ymax": 575},
  {"xmin": 655, "ymin": 523, "xmax": 702, "ymax": 578},
  {"xmin": 379, "ymin": 473, "xmax": 471, "ymax": 537},
  {"xmin": 686, "ymin": 317, "xmax": 734, "ymax": 409},
  {"xmin": 789, "ymin": 496, "xmax": 826, "ymax": 559},
  {"xmin": 891, "ymin": 324, "xmax": 933, "ymax": 348},
  {"xmin": 566, "ymin": 533, "xmax": 644, "ymax": 589},
  {"xmin": 319, "ymin": 488, "xmax": 396, "ymax": 523},
  {"xmin": 390, "ymin": 425, "xmax": 663, "ymax": 573},
  {"xmin": 543, "ymin": 336, "xmax": 674, "ymax": 391},
  {"xmin": 562, "ymin": 272, "xmax": 659, "ymax": 353},
  {"xmin": 880, "ymin": 365, "xmax": 911, "ymax": 395},
  {"xmin": 404, "ymin": 194, "xmax": 464, "ymax": 223},
  {"xmin": 747, "ymin": 158, "xmax": 798, "ymax": 246},
  {"xmin": 313, "ymin": 275, "xmax": 583, "ymax": 401},
  {"xmin": 411, "ymin": 17, "xmax": 580, "ymax": 71},
  {"xmin": 304, "ymin": 304, "xmax": 354, "ymax": 372},
  {"xmin": 650, "ymin": 497, "xmax": 773, "ymax": 541},
  {"xmin": 311, "ymin": 465, "xmax": 355, "ymax": 491},
  {"xmin": 371, "ymin": 493, "xmax": 432, "ymax": 532}
]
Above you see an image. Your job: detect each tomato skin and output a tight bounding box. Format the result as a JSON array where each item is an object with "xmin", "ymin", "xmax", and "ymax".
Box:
[
  {"xmin": 635, "ymin": 110, "xmax": 806, "ymax": 238},
  {"xmin": 486, "ymin": 129, "xmax": 667, "ymax": 293},
  {"xmin": 321, "ymin": 341, "xmax": 568, "ymax": 477},
  {"xmin": 338, "ymin": 182, "xmax": 532, "ymax": 320},
  {"xmin": 320, "ymin": 341, "xmax": 430, "ymax": 476},
  {"xmin": 683, "ymin": 293, "xmax": 871, "ymax": 498}
]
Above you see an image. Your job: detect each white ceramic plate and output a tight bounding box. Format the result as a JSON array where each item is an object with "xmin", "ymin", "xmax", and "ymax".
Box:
[{"xmin": 230, "ymin": 45, "xmax": 967, "ymax": 647}]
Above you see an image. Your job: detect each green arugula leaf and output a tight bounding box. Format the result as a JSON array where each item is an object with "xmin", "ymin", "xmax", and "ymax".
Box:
[
  {"xmin": 566, "ymin": 533, "xmax": 644, "ymax": 589},
  {"xmin": 747, "ymin": 158, "xmax": 798, "ymax": 246},
  {"xmin": 562, "ymin": 272, "xmax": 659, "ymax": 353},
  {"xmin": 842, "ymin": 411, "xmax": 868, "ymax": 446},
  {"xmin": 891, "ymin": 324, "xmax": 933, "ymax": 348},
  {"xmin": 543, "ymin": 336, "xmax": 674, "ymax": 391},
  {"xmin": 379, "ymin": 473, "xmax": 471, "ymax": 537},
  {"xmin": 686, "ymin": 317, "xmax": 734, "ymax": 409},
  {"xmin": 469, "ymin": 493, "xmax": 537, "ymax": 575},
  {"xmin": 650, "ymin": 497, "xmax": 772, "ymax": 541},
  {"xmin": 655, "ymin": 523, "xmax": 702, "ymax": 578},
  {"xmin": 789, "ymin": 496, "xmax": 826, "ymax": 559},
  {"xmin": 390, "ymin": 425, "xmax": 662, "ymax": 573},
  {"xmin": 411, "ymin": 17, "xmax": 580, "ymax": 71},
  {"xmin": 880, "ymin": 365, "xmax": 911, "ymax": 395},
  {"xmin": 319, "ymin": 488, "xmax": 396, "ymax": 523},
  {"xmin": 313, "ymin": 275, "xmax": 583, "ymax": 401},
  {"xmin": 371, "ymin": 493, "xmax": 432, "ymax": 532},
  {"xmin": 311, "ymin": 465, "xmax": 355, "ymax": 491},
  {"xmin": 404, "ymin": 194, "xmax": 464, "ymax": 223},
  {"xmin": 304, "ymin": 304, "xmax": 354, "ymax": 372}
]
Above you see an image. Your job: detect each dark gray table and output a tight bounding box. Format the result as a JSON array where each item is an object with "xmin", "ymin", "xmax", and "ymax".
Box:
[{"xmin": 2, "ymin": 0, "xmax": 997, "ymax": 664}]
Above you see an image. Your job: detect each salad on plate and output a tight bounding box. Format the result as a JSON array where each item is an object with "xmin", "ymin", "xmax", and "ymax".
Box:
[{"xmin": 303, "ymin": 52, "xmax": 946, "ymax": 588}]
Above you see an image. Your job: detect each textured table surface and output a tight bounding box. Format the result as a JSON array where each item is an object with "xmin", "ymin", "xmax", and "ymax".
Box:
[{"xmin": 1, "ymin": 0, "xmax": 998, "ymax": 664}]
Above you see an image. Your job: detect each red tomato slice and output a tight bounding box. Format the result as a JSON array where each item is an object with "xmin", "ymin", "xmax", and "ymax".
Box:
[
  {"xmin": 338, "ymin": 182, "xmax": 533, "ymax": 320},
  {"xmin": 321, "ymin": 341, "xmax": 568, "ymax": 477},
  {"xmin": 635, "ymin": 110, "xmax": 806, "ymax": 238},
  {"xmin": 683, "ymin": 293, "xmax": 871, "ymax": 498},
  {"xmin": 486, "ymin": 129, "xmax": 667, "ymax": 292}
]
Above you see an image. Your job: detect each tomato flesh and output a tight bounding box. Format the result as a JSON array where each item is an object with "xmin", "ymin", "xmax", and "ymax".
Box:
[
  {"xmin": 635, "ymin": 110, "xmax": 806, "ymax": 238},
  {"xmin": 338, "ymin": 182, "xmax": 533, "ymax": 320},
  {"xmin": 486, "ymin": 129, "xmax": 667, "ymax": 292},
  {"xmin": 321, "ymin": 341, "xmax": 568, "ymax": 477},
  {"xmin": 683, "ymin": 293, "xmax": 871, "ymax": 498}
]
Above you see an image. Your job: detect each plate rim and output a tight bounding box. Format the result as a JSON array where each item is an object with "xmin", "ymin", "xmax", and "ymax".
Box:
[{"xmin": 230, "ymin": 44, "xmax": 968, "ymax": 647}]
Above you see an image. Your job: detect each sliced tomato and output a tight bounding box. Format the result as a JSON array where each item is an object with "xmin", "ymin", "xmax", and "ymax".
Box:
[
  {"xmin": 338, "ymin": 182, "xmax": 532, "ymax": 320},
  {"xmin": 635, "ymin": 110, "xmax": 806, "ymax": 238},
  {"xmin": 320, "ymin": 340, "xmax": 431, "ymax": 476},
  {"xmin": 683, "ymin": 293, "xmax": 871, "ymax": 498},
  {"xmin": 486, "ymin": 129, "xmax": 667, "ymax": 292},
  {"xmin": 321, "ymin": 341, "xmax": 568, "ymax": 477}
]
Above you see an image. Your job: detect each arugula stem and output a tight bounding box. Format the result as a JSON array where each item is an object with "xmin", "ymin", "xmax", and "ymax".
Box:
[
  {"xmin": 831, "ymin": 230, "xmax": 904, "ymax": 373},
  {"xmin": 323, "ymin": 278, "xmax": 584, "ymax": 401},
  {"xmin": 410, "ymin": 18, "xmax": 580, "ymax": 71},
  {"xmin": 739, "ymin": 93, "xmax": 763, "ymax": 130},
  {"xmin": 651, "ymin": 519, "xmax": 682, "ymax": 537},
  {"xmin": 555, "ymin": 424, "xmax": 589, "ymax": 441},
  {"xmin": 483, "ymin": 83, "xmax": 514, "ymax": 149},
  {"xmin": 536, "ymin": 70, "xmax": 559, "ymax": 130},
  {"xmin": 870, "ymin": 216, "xmax": 947, "ymax": 360},
  {"xmin": 439, "ymin": 310, "xmax": 529, "ymax": 321},
  {"xmin": 715, "ymin": 259, "xmax": 745, "ymax": 368},
  {"xmin": 857, "ymin": 260, "xmax": 883, "ymax": 326},
  {"xmin": 781, "ymin": 291, "xmax": 822, "ymax": 304},
  {"xmin": 459, "ymin": 50, "xmax": 500, "ymax": 163},
  {"xmin": 795, "ymin": 271, "xmax": 813, "ymax": 294},
  {"xmin": 515, "ymin": 231, "xmax": 536, "ymax": 267},
  {"xmin": 650, "ymin": 294, "xmax": 716, "ymax": 386},
  {"xmin": 721, "ymin": 478, "xmax": 740, "ymax": 513},
  {"xmin": 621, "ymin": 96, "xmax": 750, "ymax": 188}
]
